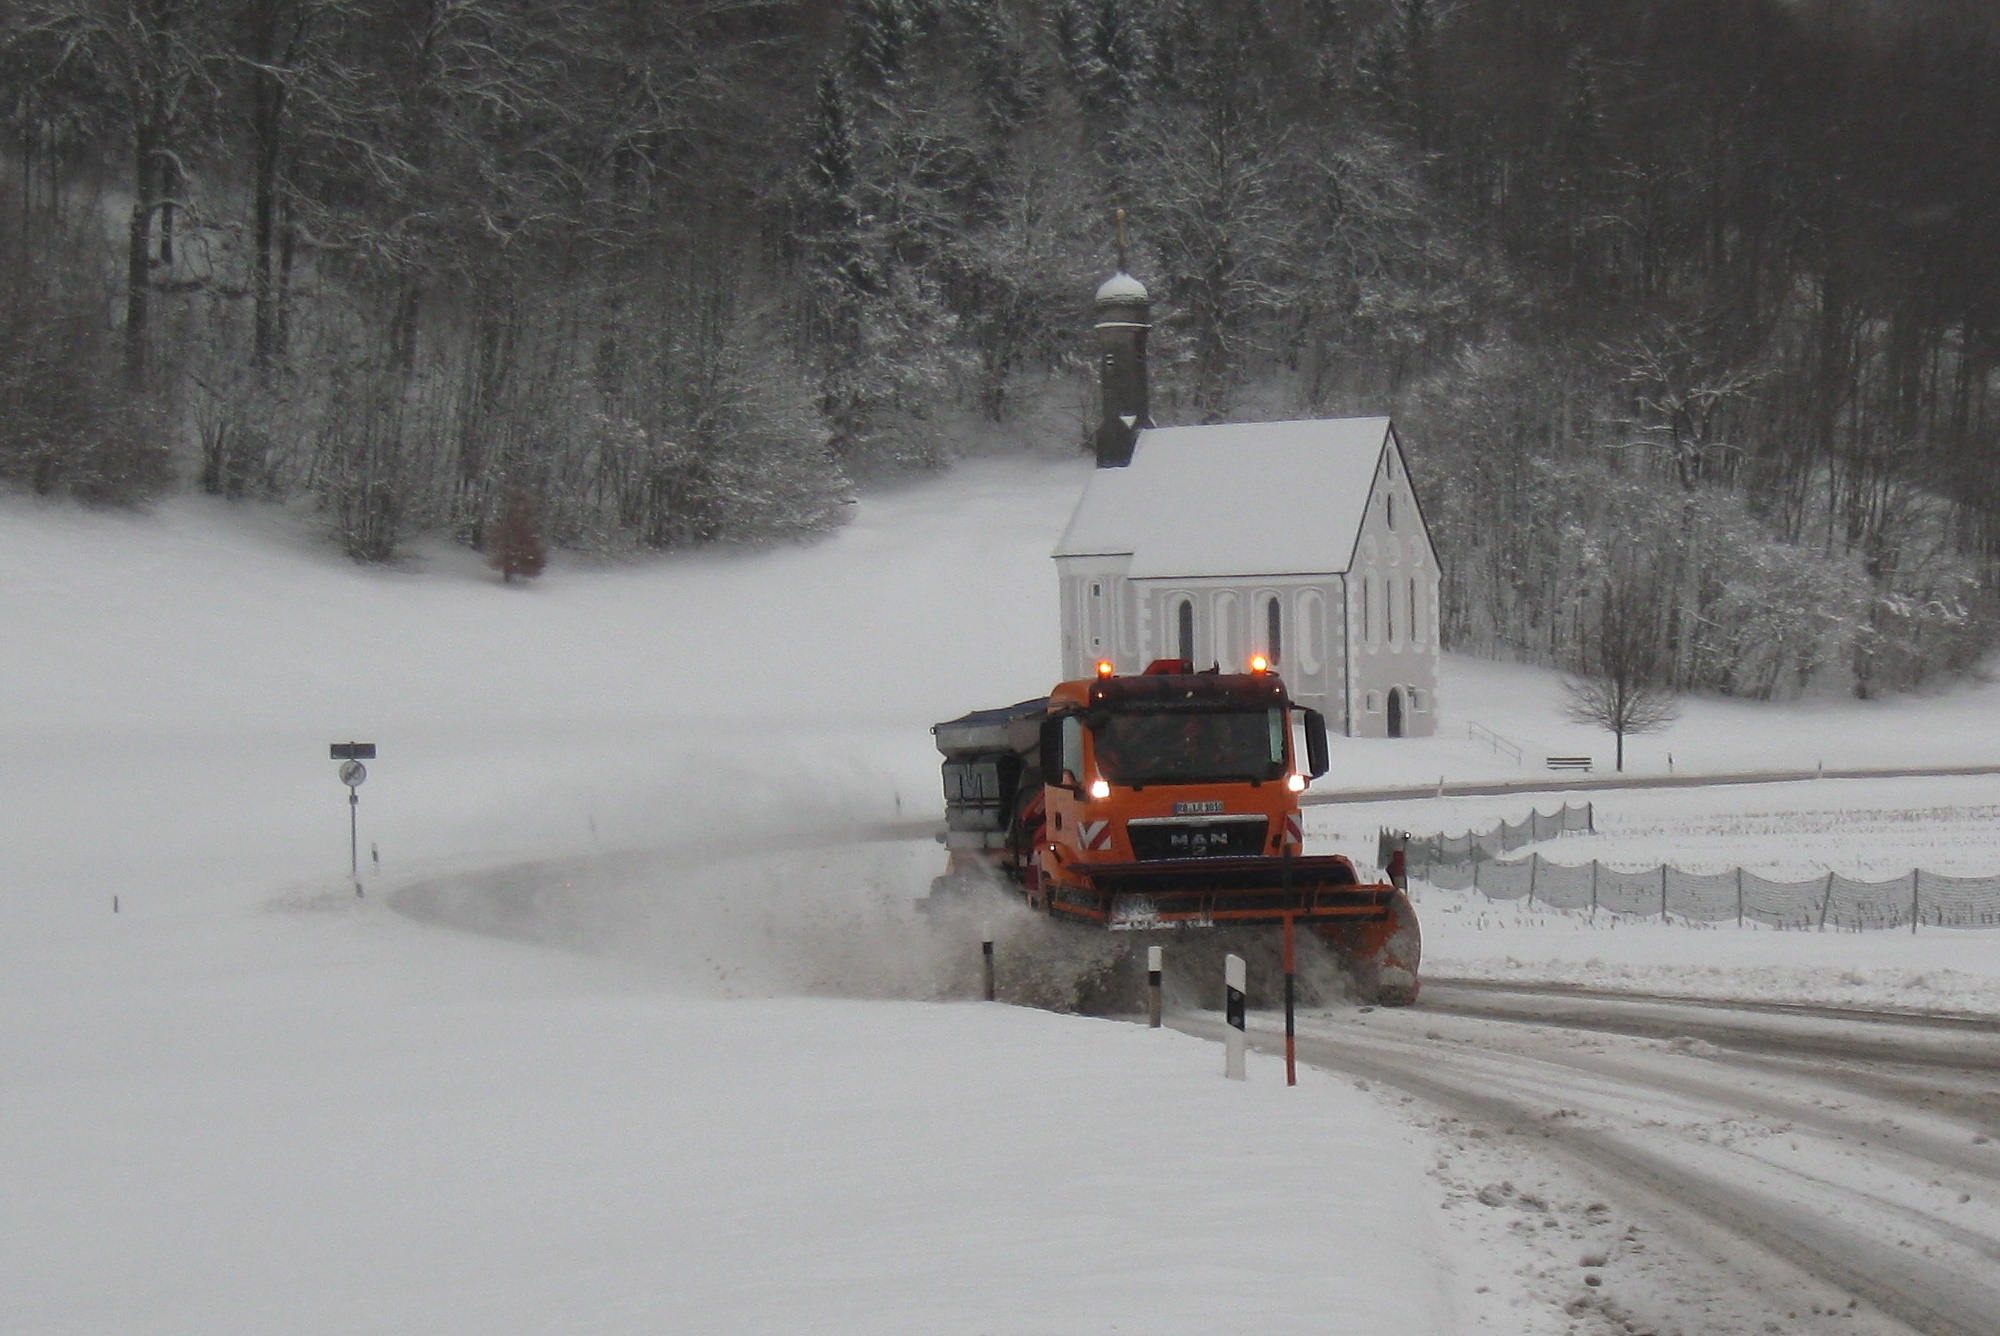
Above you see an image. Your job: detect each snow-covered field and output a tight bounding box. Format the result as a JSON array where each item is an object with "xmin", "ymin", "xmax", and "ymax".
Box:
[{"xmin": 5, "ymin": 453, "xmax": 1999, "ymax": 1332}]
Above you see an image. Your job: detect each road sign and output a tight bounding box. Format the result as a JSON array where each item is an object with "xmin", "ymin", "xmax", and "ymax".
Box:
[{"xmin": 329, "ymin": 743, "xmax": 378, "ymax": 895}]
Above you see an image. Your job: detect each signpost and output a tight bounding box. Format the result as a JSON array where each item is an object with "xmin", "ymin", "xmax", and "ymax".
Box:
[{"xmin": 330, "ymin": 742, "xmax": 376, "ymax": 896}]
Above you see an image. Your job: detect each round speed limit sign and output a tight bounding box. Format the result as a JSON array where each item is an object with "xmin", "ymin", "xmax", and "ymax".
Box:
[{"xmin": 338, "ymin": 760, "xmax": 368, "ymax": 788}]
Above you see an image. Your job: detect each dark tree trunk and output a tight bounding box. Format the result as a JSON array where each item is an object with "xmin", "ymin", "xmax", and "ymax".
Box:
[
  {"xmin": 246, "ymin": 0, "xmax": 294, "ymax": 373},
  {"xmin": 277, "ymin": 194, "xmax": 296, "ymax": 360},
  {"xmin": 124, "ymin": 129, "xmax": 156, "ymax": 385},
  {"xmin": 252, "ymin": 104, "xmax": 281, "ymax": 370},
  {"xmin": 157, "ymin": 156, "xmax": 177, "ymax": 265}
]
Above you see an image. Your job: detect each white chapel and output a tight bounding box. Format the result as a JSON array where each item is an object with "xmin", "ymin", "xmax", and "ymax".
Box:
[{"xmin": 1053, "ymin": 267, "xmax": 1441, "ymax": 739}]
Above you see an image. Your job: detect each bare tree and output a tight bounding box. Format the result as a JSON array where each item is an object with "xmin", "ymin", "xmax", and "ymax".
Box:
[
  {"xmin": 1561, "ymin": 673, "xmax": 1680, "ymax": 773},
  {"xmin": 12, "ymin": 0, "xmax": 223, "ymax": 385},
  {"xmin": 233, "ymin": 0, "xmax": 355, "ymax": 374},
  {"xmin": 0, "ymin": 212, "xmax": 169, "ymax": 500},
  {"xmin": 1562, "ymin": 564, "xmax": 1681, "ymax": 771}
]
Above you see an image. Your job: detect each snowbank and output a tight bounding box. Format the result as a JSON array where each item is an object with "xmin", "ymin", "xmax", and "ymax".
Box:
[{"xmin": 6, "ymin": 897, "xmax": 1451, "ymax": 1334}]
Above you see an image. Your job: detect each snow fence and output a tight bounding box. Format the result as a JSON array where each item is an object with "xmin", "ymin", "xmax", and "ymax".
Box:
[
  {"xmin": 1384, "ymin": 803, "xmax": 1597, "ymax": 868},
  {"xmin": 1389, "ymin": 802, "xmax": 2000, "ymax": 930},
  {"xmin": 1416, "ymin": 856, "xmax": 2000, "ymax": 931}
]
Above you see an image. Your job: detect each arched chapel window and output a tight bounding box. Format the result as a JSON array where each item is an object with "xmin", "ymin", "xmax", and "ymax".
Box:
[{"xmin": 1298, "ymin": 591, "xmax": 1324, "ymax": 674}]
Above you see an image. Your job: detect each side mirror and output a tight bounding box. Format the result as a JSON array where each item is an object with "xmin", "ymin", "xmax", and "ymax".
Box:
[
  {"xmin": 1039, "ymin": 717, "xmax": 1066, "ymax": 787},
  {"xmin": 1039, "ymin": 715, "xmax": 1085, "ymax": 791},
  {"xmin": 1302, "ymin": 709, "xmax": 1330, "ymax": 779}
]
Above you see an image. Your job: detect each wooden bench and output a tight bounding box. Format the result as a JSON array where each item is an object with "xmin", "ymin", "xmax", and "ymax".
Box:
[{"xmin": 1546, "ymin": 756, "xmax": 1593, "ymax": 772}]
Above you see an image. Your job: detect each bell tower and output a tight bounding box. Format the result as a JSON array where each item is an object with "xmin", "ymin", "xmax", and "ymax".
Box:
[{"xmin": 1093, "ymin": 210, "xmax": 1152, "ymax": 468}]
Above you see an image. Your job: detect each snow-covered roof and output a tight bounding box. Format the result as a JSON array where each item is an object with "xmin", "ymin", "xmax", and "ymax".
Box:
[
  {"xmin": 1052, "ymin": 417, "xmax": 1396, "ymax": 578},
  {"xmin": 1095, "ymin": 271, "xmax": 1149, "ymax": 303}
]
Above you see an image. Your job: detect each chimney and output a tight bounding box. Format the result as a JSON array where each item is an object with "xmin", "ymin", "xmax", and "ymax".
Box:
[{"xmin": 1093, "ymin": 213, "xmax": 1152, "ymax": 468}]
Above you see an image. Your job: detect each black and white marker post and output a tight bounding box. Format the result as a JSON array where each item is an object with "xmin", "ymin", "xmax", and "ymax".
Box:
[
  {"xmin": 1147, "ymin": 945, "xmax": 1163, "ymax": 1028},
  {"xmin": 1282, "ymin": 847, "xmax": 1297, "ymax": 1086},
  {"xmin": 1224, "ymin": 952, "xmax": 1247, "ymax": 1081},
  {"xmin": 330, "ymin": 741, "xmax": 376, "ymax": 897}
]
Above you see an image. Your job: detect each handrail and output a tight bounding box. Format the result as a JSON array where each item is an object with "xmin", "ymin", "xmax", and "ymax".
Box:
[{"xmin": 1466, "ymin": 720, "xmax": 1523, "ymax": 765}]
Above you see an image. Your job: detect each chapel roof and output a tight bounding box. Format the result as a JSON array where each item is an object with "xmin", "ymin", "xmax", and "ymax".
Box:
[{"xmin": 1052, "ymin": 416, "xmax": 1400, "ymax": 578}]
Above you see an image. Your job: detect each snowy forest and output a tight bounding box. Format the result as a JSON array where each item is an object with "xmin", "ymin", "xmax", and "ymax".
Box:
[{"xmin": 2, "ymin": 0, "xmax": 1997, "ymax": 699}]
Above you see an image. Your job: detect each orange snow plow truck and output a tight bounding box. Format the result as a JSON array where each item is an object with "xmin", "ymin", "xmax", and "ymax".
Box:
[{"xmin": 931, "ymin": 657, "xmax": 1420, "ymax": 1005}]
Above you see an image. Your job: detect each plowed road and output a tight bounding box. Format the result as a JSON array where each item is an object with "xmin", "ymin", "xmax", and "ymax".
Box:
[{"xmin": 1180, "ymin": 982, "xmax": 2000, "ymax": 1336}]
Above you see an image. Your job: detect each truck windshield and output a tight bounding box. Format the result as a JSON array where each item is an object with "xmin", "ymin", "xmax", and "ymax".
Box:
[{"xmin": 1090, "ymin": 708, "xmax": 1286, "ymax": 786}]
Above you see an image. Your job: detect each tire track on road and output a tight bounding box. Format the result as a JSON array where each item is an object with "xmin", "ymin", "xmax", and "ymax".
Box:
[
  {"xmin": 1415, "ymin": 980, "xmax": 2000, "ymax": 1075},
  {"xmin": 1174, "ymin": 1009, "xmax": 2000, "ymax": 1336}
]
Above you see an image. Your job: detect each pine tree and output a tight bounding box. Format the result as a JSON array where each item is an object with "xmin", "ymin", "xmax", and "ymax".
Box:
[
  {"xmin": 488, "ymin": 485, "xmax": 547, "ymax": 583},
  {"xmin": 801, "ymin": 68, "xmax": 868, "ymax": 299},
  {"xmin": 963, "ymin": 0, "xmax": 1030, "ymax": 143},
  {"xmin": 797, "ymin": 67, "xmax": 872, "ymax": 458},
  {"xmin": 850, "ymin": 0, "xmax": 915, "ymax": 92}
]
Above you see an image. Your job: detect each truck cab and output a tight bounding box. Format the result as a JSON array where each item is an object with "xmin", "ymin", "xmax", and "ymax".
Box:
[{"xmin": 1035, "ymin": 659, "xmax": 1331, "ymax": 917}]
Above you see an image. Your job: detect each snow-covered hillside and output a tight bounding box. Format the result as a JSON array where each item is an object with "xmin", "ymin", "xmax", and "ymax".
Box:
[{"xmin": 5, "ymin": 456, "xmax": 1998, "ymax": 1333}]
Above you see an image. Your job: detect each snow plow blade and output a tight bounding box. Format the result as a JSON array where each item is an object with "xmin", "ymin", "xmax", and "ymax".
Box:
[{"xmin": 1044, "ymin": 856, "xmax": 1398, "ymax": 929}]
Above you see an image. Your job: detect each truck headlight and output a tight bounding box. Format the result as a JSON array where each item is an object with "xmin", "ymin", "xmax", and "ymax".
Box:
[{"xmin": 1089, "ymin": 779, "xmax": 1111, "ymax": 800}]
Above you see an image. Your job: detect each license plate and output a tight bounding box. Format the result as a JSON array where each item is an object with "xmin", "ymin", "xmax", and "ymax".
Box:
[{"xmin": 1173, "ymin": 801, "xmax": 1224, "ymax": 815}]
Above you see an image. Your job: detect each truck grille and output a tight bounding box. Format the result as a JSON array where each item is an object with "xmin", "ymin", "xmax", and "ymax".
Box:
[{"xmin": 1127, "ymin": 817, "xmax": 1269, "ymax": 860}]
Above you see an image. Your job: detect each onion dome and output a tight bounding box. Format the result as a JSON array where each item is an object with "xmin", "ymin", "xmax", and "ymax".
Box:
[{"xmin": 1096, "ymin": 271, "xmax": 1150, "ymax": 304}]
